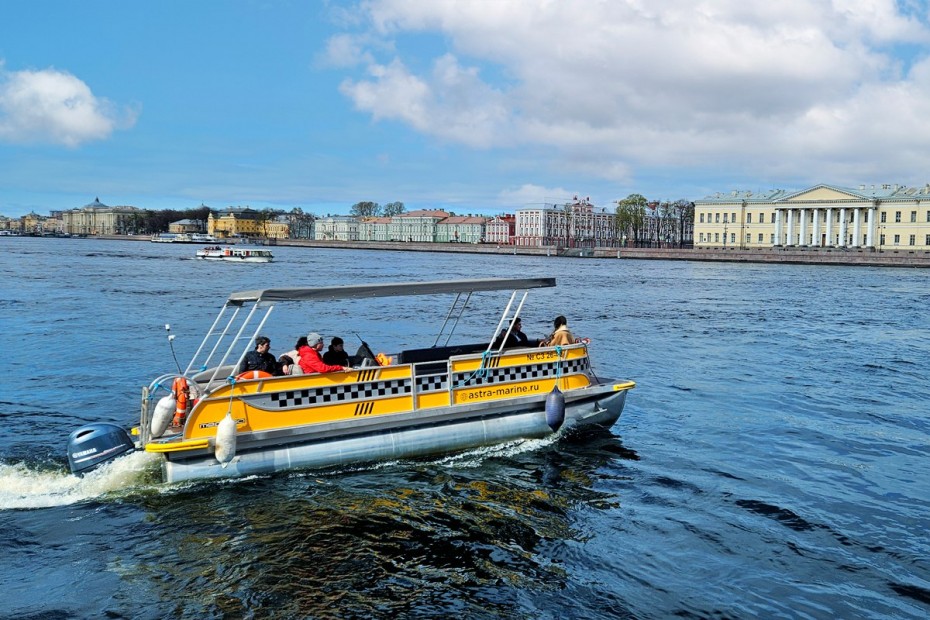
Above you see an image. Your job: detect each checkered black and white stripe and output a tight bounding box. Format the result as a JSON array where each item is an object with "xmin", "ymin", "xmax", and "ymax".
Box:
[
  {"xmin": 416, "ymin": 374, "xmax": 448, "ymax": 393},
  {"xmin": 264, "ymin": 378, "xmax": 411, "ymax": 410},
  {"xmin": 453, "ymin": 358, "xmax": 588, "ymax": 387}
]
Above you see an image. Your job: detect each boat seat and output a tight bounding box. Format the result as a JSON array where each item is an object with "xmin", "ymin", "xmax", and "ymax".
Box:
[
  {"xmin": 397, "ymin": 342, "xmax": 487, "ymax": 365},
  {"xmin": 192, "ymin": 364, "xmax": 237, "ymax": 384}
]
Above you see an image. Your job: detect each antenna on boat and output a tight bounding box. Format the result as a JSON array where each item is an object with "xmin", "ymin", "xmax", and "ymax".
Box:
[{"xmin": 165, "ymin": 324, "xmax": 183, "ymax": 374}]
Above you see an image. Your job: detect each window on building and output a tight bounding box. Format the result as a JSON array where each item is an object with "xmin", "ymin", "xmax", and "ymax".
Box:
[
  {"xmin": 863, "ymin": 211, "xmax": 869, "ymax": 222},
  {"xmin": 699, "ymin": 213, "xmax": 705, "ymax": 223},
  {"xmin": 880, "ymin": 234, "xmax": 885, "ymax": 246},
  {"xmin": 926, "ymin": 234, "xmax": 930, "ymax": 245},
  {"xmin": 746, "ymin": 233, "xmax": 751, "ymax": 243},
  {"xmin": 714, "ymin": 232, "xmax": 719, "ymax": 242},
  {"xmin": 723, "ymin": 213, "xmax": 728, "ymax": 223},
  {"xmin": 910, "ymin": 211, "xmax": 917, "ymax": 223},
  {"xmin": 770, "ymin": 234, "xmax": 775, "ymax": 244},
  {"xmin": 730, "ymin": 233, "xmax": 736, "ymax": 244},
  {"xmin": 758, "ymin": 233, "xmax": 764, "ymax": 243},
  {"xmin": 894, "ymin": 234, "xmax": 900, "ymax": 245},
  {"xmin": 895, "ymin": 211, "xmax": 901, "ymax": 223},
  {"xmin": 760, "ymin": 213, "xmax": 766, "ymax": 224},
  {"xmin": 731, "ymin": 212, "xmax": 736, "ymax": 222},
  {"xmin": 747, "ymin": 213, "xmax": 752, "ymax": 224},
  {"xmin": 881, "ymin": 211, "xmax": 887, "ymax": 223},
  {"xmin": 715, "ymin": 213, "xmax": 720, "ymax": 223}
]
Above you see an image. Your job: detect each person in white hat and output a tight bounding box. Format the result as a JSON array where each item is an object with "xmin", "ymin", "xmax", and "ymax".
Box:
[{"xmin": 297, "ymin": 332, "xmax": 351, "ymax": 374}]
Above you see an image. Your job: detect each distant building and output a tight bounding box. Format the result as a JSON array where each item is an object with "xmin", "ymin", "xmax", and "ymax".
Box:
[
  {"xmin": 514, "ymin": 197, "xmax": 615, "ymax": 247},
  {"xmin": 694, "ymin": 183, "xmax": 930, "ymax": 250},
  {"xmin": 314, "ymin": 215, "xmax": 358, "ymax": 241},
  {"xmin": 485, "ymin": 215, "xmax": 515, "ymax": 245},
  {"xmin": 60, "ymin": 198, "xmax": 144, "ymax": 235},
  {"xmin": 437, "ymin": 215, "xmax": 486, "ymax": 243},
  {"xmin": 208, "ymin": 207, "xmax": 288, "ymax": 239},
  {"xmin": 390, "ymin": 210, "xmax": 450, "ymax": 242},
  {"xmin": 21, "ymin": 212, "xmax": 46, "ymax": 234},
  {"xmin": 357, "ymin": 217, "xmax": 392, "ymax": 241},
  {"xmin": 169, "ymin": 218, "xmax": 205, "ymax": 234}
]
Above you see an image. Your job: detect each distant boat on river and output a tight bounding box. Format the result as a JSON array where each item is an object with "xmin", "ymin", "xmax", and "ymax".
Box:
[{"xmin": 195, "ymin": 246, "xmax": 274, "ymax": 263}]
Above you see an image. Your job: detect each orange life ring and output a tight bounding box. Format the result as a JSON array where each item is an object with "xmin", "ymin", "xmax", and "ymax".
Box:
[
  {"xmin": 236, "ymin": 370, "xmax": 273, "ymax": 380},
  {"xmin": 171, "ymin": 376, "xmax": 191, "ymax": 426}
]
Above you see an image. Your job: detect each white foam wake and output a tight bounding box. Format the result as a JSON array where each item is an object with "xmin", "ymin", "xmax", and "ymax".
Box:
[{"xmin": 0, "ymin": 451, "xmax": 163, "ymax": 510}]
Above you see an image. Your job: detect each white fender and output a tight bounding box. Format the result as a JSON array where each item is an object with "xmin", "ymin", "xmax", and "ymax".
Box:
[
  {"xmin": 215, "ymin": 412, "xmax": 237, "ymax": 466},
  {"xmin": 150, "ymin": 394, "xmax": 176, "ymax": 438}
]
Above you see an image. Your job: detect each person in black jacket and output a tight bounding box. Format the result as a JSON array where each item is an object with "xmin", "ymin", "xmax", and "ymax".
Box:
[
  {"xmin": 493, "ymin": 317, "xmax": 530, "ymax": 349},
  {"xmin": 323, "ymin": 336, "xmax": 351, "ymax": 366},
  {"xmin": 238, "ymin": 336, "xmax": 281, "ymax": 375}
]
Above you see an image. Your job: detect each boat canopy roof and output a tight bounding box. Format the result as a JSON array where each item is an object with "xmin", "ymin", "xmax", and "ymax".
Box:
[{"xmin": 228, "ymin": 277, "xmax": 556, "ymax": 305}]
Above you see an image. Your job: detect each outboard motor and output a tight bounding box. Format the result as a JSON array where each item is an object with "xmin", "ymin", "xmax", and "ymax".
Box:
[{"xmin": 67, "ymin": 423, "xmax": 135, "ymax": 476}]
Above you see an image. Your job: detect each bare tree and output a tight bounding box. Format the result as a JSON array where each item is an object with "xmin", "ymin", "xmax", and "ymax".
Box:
[
  {"xmin": 350, "ymin": 201, "xmax": 381, "ymax": 217},
  {"xmin": 383, "ymin": 201, "xmax": 405, "ymax": 217}
]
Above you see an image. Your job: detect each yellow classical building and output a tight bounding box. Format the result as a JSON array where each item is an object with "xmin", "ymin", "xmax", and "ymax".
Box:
[
  {"xmin": 208, "ymin": 208, "xmax": 289, "ymax": 239},
  {"xmin": 695, "ymin": 184, "xmax": 930, "ymax": 251}
]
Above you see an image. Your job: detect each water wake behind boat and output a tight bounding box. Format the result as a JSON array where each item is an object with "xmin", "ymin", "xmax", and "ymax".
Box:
[{"xmin": 0, "ymin": 451, "xmax": 162, "ymax": 510}]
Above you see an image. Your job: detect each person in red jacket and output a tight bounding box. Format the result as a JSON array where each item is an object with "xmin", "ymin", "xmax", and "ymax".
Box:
[{"xmin": 298, "ymin": 332, "xmax": 350, "ymax": 374}]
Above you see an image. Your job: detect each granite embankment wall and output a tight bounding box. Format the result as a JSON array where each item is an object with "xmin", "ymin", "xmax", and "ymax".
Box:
[
  {"xmin": 102, "ymin": 236, "xmax": 930, "ymax": 267},
  {"xmin": 275, "ymin": 240, "xmax": 930, "ymax": 268}
]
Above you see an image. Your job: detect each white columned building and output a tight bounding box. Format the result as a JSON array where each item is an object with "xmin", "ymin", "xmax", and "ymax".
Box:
[
  {"xmin": 839, "ymin": 207, "xmax": 848, "ymax": 247},
  {"xmin": 693, "ymin": 183, "xmax": 930, "ymax": 251},
  {"xmin": 811, "ymin": 208, "xmax": 820, "ymax": 247},
  {"xmin": 865, "ymin": 206, "xmax": 875, "ymax": 248},
  {"xmin": 799, "ymin": 208, "xmax": 807, "ymax": 246},
  {"xmin": 774, "ymin": 209, "xmax": 784, "ymax": 245}
]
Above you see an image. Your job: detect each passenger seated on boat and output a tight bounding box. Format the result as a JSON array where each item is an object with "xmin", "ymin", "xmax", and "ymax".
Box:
[
  {"xmin": 277, "ymin": 354, "xmax": 294, "ymax": 375},
  {"xmin": 280, "ymin": 336, "xmax": 308, "ymax": 375},
  {"xmin": 539, "ymin": 315, "xmax": 574, "ymax": 347},
  {"xmin": 323, "ymin": 336, "xmax": 350, "ymax": 366},
  {"xmin": 239, "ymin": 336, "xmax": 283, "ymax": 376},
  {"xmin": 492, "ymin": 316, "xmax": 530, "ymax": 349},
  {"xmin": 298, "ymin": 332, "xmax": 350, "ymax": 374}
]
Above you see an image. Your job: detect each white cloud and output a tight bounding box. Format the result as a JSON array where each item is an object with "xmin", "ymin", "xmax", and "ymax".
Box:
[
  {"xmin": 0, "ymin": 64, "xmax": 138, "ymax": 147},
  {"xmin": 497, "ymin": 183, "xmax": 582, "ymax": 207},
  {"xmin": 339, "ymin": 54, "xmax": 510, "ymax": 147},
  {"xmin": 329, "ymin": 0, "xmax": 930, "ymax": 186}
]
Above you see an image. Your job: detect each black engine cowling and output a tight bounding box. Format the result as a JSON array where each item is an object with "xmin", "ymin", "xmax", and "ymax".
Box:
[{"xmin": 67, "ymin": 423, "xmax": 135, "ymax": 476}]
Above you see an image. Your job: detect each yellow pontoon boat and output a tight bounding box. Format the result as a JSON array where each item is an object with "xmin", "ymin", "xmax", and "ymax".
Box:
[{"xmin": 67, "ymin": 278, "xmax": 635, "ymax": 483}]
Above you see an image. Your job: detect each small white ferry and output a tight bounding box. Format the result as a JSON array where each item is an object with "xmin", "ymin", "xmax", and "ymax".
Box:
[
  {"xmin": 195, "ymin": 246, "xmax": 274, "ymax": 263},
  {"xmin": 65, "ymin": 278, "xmax": 635, "ymax": 483}
]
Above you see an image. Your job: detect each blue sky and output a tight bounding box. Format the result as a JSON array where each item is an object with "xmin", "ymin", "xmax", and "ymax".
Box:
[{"xmin": 2, "ymin": 0, "xmax": 929, "ymax": 218}]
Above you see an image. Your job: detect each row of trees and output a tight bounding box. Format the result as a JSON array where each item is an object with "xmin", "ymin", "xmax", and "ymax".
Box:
[
  {"xmin": 348, "ymin": 201, "xmax": 406, "ymax": 218},
  {"xmin": 615, "ymin": 194, "xmax": 694, "ymax": 247}
]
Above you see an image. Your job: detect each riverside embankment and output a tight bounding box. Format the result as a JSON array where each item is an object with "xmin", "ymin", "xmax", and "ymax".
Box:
[
  {"xmin": 97, "ymin": 235, "xmax": 930, "ymax": 267},
  {"xmin": 275, "ymin": 239, "xmax": 930, "ymax": 268}
]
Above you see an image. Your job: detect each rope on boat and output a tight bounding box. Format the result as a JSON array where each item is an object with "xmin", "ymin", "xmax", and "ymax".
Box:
[
  {"xmin": 150, "ymin": 380, "xmax": 172, "ymax": 400},
  {"xmin": 454, "ymin": 349, "xmax": 493, "ymax": 387},
  {"xmin": 226, "ymin": 376, "xmax": 237, "ymax": 415}
]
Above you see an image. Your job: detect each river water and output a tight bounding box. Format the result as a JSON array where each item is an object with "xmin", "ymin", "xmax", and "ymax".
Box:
[{"xmin": 0, "ymin": 237, "xmax": 928, "ymax": 619}]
